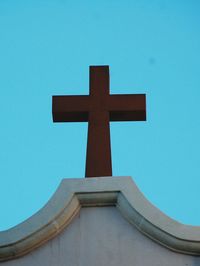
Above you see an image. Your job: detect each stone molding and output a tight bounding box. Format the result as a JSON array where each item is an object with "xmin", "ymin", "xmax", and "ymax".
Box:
[{"xmin": 1, "ymin": 176, "xmax": 200, "ymax": 261}]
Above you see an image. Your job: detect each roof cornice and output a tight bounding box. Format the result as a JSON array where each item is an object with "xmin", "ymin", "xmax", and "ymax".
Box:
[{"xmin": 1, "ymin": 176, "xmax": 200, "ymax": 261}]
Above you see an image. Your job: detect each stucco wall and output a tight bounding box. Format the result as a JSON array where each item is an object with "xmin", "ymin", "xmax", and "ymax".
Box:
[{"xmin": 2, "ymin": 206, "xmax": 200, "ymax": 266}]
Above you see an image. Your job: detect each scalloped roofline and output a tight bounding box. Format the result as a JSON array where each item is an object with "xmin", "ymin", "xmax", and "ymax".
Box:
[{"xmin": 1, "ymin": 176, "xmax": 200, "ymax": 261}]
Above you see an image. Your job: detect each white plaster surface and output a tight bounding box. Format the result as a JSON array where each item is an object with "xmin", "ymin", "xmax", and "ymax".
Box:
[
  {"xmin": 1, "ymin": 176, "xmax": 200, "ymax": 261},
  {"xmin": 1, "ymin": 207, "xmax": 200, "ymax": 266}
]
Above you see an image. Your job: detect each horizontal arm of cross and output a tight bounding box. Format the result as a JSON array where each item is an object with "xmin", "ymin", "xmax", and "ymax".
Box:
[
  {"xmin": 108, "ymin": 94, "xmax": 146, "ymax": 121},
  {"xmin": 53, "ymin": 93, "xmax": 146, "ymax": 122},
  {"xmin": 52, "ymin": 95, "xmax": 90, "ymax": 122}
]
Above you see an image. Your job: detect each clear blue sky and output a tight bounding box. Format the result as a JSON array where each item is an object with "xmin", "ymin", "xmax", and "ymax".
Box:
[{"xmin": 0, "ymin": 0, "xmax": 200, "ymax": 230}]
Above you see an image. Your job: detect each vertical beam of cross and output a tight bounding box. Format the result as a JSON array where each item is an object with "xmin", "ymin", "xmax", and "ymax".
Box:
[
  {"xmin": 86, "ymin": 66, "xmax": 112, "ymax": 177},
  {"xmin": 52, "ymin": 66, "xmax": 146, "ymax": 178}
]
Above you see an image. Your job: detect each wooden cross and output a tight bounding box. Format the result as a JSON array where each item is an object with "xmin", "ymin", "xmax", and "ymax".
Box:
[{"xmin": 52, "ymin": 66, "xmax": 146, "ymax": 178}]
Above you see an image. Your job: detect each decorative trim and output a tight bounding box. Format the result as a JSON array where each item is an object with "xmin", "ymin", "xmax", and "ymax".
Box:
[{"xmin": 1, "ymin": 176, "xmax": 200, "ymax": 261}]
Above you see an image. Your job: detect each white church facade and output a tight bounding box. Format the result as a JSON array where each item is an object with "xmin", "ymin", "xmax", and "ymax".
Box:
[{"xmin": 1, "ymin": 176, "xmax": 200, "ymax": 265}]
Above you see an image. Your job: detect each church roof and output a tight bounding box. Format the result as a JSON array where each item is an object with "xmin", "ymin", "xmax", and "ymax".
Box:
[{"xmin": 1, "ymin": 176, "xmax": 200, "ymax": 261}]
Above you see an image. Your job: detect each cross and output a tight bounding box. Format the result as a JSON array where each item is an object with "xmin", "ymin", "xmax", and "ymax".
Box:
[{"xmin": 52, "ymin": 66, "xmax": 146, "ymax": 178}]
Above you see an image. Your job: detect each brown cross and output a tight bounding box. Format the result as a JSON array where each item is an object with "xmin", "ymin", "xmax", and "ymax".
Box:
[{"xmin": 52, "ymin": 66, "xmax": 146, "ymax": 178}]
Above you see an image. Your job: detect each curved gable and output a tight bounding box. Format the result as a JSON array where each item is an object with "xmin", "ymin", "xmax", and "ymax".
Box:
[{"xmin": 1, "ymin": 176, "xmax": 200, "ymax": 261}]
